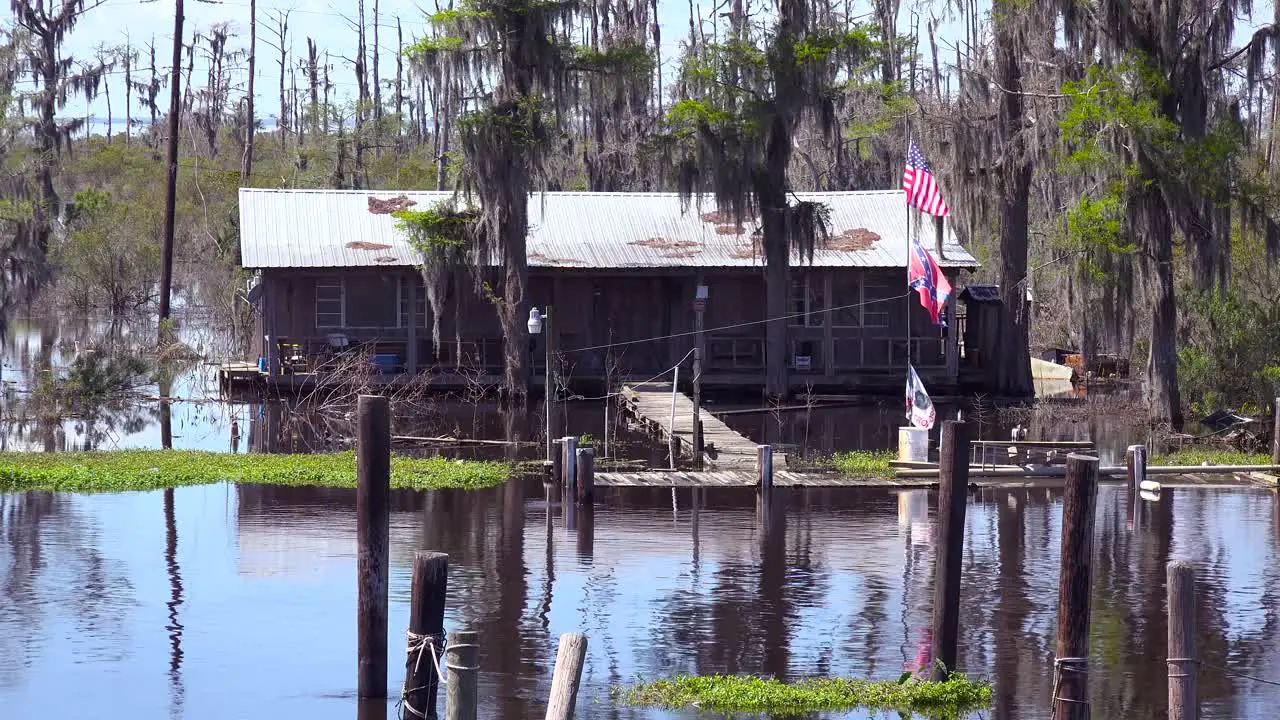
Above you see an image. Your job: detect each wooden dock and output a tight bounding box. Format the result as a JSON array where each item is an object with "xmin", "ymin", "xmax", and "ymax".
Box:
[
  {"xmin": 620, "ymin": 382, "xmax": 770, "ymax": 469},
  {"xmin": 594, "ymin": 469, "xmax": 1279, "ymax": 489}
]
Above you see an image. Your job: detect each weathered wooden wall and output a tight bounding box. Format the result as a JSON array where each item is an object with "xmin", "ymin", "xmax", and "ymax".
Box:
[{"xmin": 254, "ymin": 265, "xmax": 961, "ymax": 389}]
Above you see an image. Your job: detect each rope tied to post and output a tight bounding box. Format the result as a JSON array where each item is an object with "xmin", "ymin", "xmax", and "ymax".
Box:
[
  {"xmin": 400, "ymin": 630, "xmax": 445, "ymax": 720},
  {"xmin": 1049, "ymin": 657, "xmax": 1090, "ymax": 720},
  {"xmin": 1166, "ymin": 656, "xmax": 1280, "ymax": 687}
]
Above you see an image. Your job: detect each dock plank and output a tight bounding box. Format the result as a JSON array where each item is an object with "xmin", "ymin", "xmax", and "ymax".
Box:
[{"xmin": 623, "ymin": 382, "xmax": 770, "ymax": 470}]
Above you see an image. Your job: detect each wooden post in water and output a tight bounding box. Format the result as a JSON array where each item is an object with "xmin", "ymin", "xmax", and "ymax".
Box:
[
  {"xmin": 1272, "ymin": 397, "xmax": 1279, "ymax": 465},
  {"xmin": 1052, "ymin": 453, "xmax": 1099, "ymax": 720},
  {"xmin": 575, "ymin": 447, "xmax": 594, "ymax": 505},
  {"xmin": 1126, "ymin": 444, "xmax": 1146, "ymax": 531},
  {"xmin": 357, "ymin": 394, "xmax": 391, "ymax": 699},
  {"xmin": 1167, "ymin": 560, "xmax": 1198, "ymax": 720},
  {"xmin": 551, "ymin": 438, "xmax": 564, "ymax": 484},
  {"xmin": 930, "ymin": 420, "xmax": 970, "ymax": 681},
  {"xmin": 545, "ymin": 632, "xmax": 588, "ymax": 720},
  {"xmin": 757, "ymin": 445, "xmax": 773, "ymax": 493},
  {"xmin": 444, "ymin": 630, "xmax": 479, "ymax": 720},
  {"xmin": 405, "ymin": 552, "xmax": 449, "ymax": 719},
  {"xmin": 562, "ymin": 436, "xmax": 578, "ymax": 491}
]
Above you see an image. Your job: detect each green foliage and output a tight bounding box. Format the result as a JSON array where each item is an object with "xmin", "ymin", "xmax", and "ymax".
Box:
[
  {"xmin": 0, "ymin": 450, "xmax": 513, "ymax": 494},
  {"xmin": 572, "ymin": 43, "xmax": 653, "ymax": 74},
  {"xmin": 619, "ymin": 674, "xmax": 991, "ymax": 716},
  {"xmin": 1176, "ymin": 287, "xmax": 1280, "ymax": 414},
  {"xmin": 793, "ymin": 26, "xmax": 879, "ymax": 66},
  {"xmin": 458, "ymin": 95, "xmax": 551, "ymax": 153},
  {"xmin": 394, "ymin": 200, "xmax": 480, "ymax": 251},
  {"xmin": 1152, "ymin": 449, "xmax": 1271, "ymax": 466},
  {"xmin": 1060, "ymin": 57, "xmax": 1177, "ymax": 172},
  {"xmin": 54, "ymin": 163, "xmax": 163, "ymax": 314},
  {"xmin": 828, "ymin": 449, "xmax": 894, "ymax": 478}
]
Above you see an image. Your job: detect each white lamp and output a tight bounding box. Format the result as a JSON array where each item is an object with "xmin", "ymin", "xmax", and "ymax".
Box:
[{"xmin": 527, "ymin": 307, "xmax": 543, "ymax": 335}]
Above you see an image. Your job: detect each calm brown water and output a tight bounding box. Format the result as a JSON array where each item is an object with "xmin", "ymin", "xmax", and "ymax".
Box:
[{"xmin": 2, "ymin": 480, "xmax": 1277, "ymax": 719}]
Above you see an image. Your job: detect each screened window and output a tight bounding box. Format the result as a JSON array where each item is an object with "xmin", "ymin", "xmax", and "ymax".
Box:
[
  {"xmin": 316, "ymin": 279, "xmax": 343, "ymax": 328},
  {"xmin": 788, "ymin": 275, "xmax": 825, "ymax": 327},
  {"xmin": 345, "ymin": 275, "xmax": 400, "ymax": 328},
  {"xmin": 862, "ymin": 279, "xmax": 892, "ymax": 328}
]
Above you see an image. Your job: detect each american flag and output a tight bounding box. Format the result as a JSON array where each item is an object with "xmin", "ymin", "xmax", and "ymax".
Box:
[{"xmin": 902, "ymin": 141, "xmax": 950, "ymax": 217}]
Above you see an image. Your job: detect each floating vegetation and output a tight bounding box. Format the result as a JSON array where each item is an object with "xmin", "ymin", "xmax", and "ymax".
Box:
[
  {"xmin": 829, "ymin": 449, "xmax": 895, "ymax": 478},
  {"xmin": 619, "ymin": 674, "xmax": 992, "ymax": 717},
  {"xmin": 0, "ymin": 450, "xmax": 512, "ymax": 494},
  {"xmin": 1153, "ymin": 449, "xmax": 1272, "ymax": 466}
]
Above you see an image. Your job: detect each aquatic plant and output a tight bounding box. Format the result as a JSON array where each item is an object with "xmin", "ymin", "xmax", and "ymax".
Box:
[
  {"xmin": 1152, "ymin": 449, "xmax": 1271, "ymax": 467},
  {"xmin": 619, "ymin": 674, "xmax": 992, "ymax": 717},
  {"xmin": 829, "ymin": 449, "xmax": 895, "ymax": 478},
  {"xmin": 0, "ymin": 450, "xmax": 511, "ymax": 494}
]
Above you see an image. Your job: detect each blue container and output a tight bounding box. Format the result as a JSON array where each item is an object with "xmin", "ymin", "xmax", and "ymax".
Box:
[
  {"xmin": 372, "ymin": 354, "xmax": 398, "ymax": 374},
  {"xmin": 257, "ymin": 356, "xmax": 267, "ymax": 373}
]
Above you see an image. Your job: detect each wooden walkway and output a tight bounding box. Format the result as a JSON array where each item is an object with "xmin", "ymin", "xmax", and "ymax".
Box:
[
  {"xmin": 594, "ymin": 469, "xmax": 1280, "ymax": 489},
  {"xmin": 621, "ymin": 383, "xmax": 770, "ymax": 469}
]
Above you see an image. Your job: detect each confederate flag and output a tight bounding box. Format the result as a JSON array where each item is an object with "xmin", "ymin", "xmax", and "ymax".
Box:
[{"xmin": 908, "ymin": 232, "xmax": 952, "ymax": 326}]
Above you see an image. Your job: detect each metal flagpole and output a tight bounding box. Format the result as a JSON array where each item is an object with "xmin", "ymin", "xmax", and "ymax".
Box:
[{"xmin": 905, "ymin": 137, "xmax": 913, "ymax": 376}]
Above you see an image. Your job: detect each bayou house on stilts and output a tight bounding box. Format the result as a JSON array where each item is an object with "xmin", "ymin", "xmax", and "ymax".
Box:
[{"xmin": 236, "ymin": 189, "xmax": 991, "ymax": 394}]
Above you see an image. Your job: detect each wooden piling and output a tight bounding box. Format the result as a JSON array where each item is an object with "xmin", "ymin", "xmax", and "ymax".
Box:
[
  {"xmin": 1052, "ymin": 453, "xmax": 1099, "ymax": 720},
  {"xmin": 551, "ymin": 438, "xmax": 564, "ymax": 485},
  {"xmin": 930, "ymin": 420, "xmax": 971, "ymax": 681},
  {"xmin": 545, "ymin": 632, "xmax": 588, "ymax": 720},
  {"xmin": 575, "ymin": 447, "xmax": 594, "ymax": 504},
  {"xmin": 444, "ymin": 630, "xmax": 479, "ymax": 720},
  {"xmin": 756, "ymin": 445, "xmax": 773, "ymax": 493},
  {"xmin": 1272, "ymin": 397, "xmax": 1279, "ymax": 465},
  {"xmin": 405, "ymin": 552, "xmax": 449, "ymax": 719},
  {"xmin": 1167, "ymin": 560, "xmax": 1198, "ymax": 720},
  {"xmin": 357, "ymin": 394, "xmax": 391, "ymax": 699},
  {"xmin": 562, "ymin": 436, "xmax": 578, "ymax": 491}
]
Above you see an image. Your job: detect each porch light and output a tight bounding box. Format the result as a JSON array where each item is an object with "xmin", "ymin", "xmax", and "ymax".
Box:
[{"xmin": 528, "ymin": 307, "xmax": 544, "ymax": 335}]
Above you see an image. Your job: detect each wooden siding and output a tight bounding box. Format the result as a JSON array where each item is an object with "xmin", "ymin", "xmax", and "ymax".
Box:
[{"xmin": 254, "ymin": 265, "xmax": 961, "ymax": 389}]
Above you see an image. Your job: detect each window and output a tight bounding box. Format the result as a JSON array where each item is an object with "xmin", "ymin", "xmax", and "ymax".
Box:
[
  {"xmin": 861, "ymin": 279, "xmax": 892, "ymax": 328},
  {"xmin": 788, "ymin": 274, "xmax": 825, "ymax": 327},
  {"xmin": 316, "ymin": 279, "xmax": 343, "ymax": 328},
  {"xmin": 831, "ymin": 276, "xmax": 861, "ymax": 327},
  {"xmin": 346, "ymin": 275, "xmax": 401, "ymax": 328}
]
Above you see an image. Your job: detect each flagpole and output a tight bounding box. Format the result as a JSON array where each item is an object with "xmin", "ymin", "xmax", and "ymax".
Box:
[{"xmin": 904, "ymin": 136, "xmax": 912, "ymax": 389}]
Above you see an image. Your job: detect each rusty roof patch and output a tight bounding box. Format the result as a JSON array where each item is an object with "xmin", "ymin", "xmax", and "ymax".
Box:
[
  {"xmin": 367, "ymin": 194, "xmax": 417, "ymax": 214},
  {"xmin": 529, "ymin": 251, "xmax": 586, "ymax": 265},
  {"xmin": 826, "ymin": 228, "xmax": 880, "ymax": 251},
  {"xmin": 347, "ymin": 241, "xmax": 393, "ymax": 250}
]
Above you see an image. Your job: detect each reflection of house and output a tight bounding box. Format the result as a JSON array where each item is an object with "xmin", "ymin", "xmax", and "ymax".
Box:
[{"xmin": 238, "ymin": 189, "xmax": 984, "ymax": 393}]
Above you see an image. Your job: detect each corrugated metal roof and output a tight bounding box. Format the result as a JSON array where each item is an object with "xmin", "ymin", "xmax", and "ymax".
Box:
[{"xmin": 238, "ymin": 189, "xmax": 979, "ymax": 270}]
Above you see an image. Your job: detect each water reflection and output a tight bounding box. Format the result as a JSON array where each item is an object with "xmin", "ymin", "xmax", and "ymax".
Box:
[
  {"xmin": 2, "ymin": 479, "xmax": 1278, "ymax": 717},
  {"xmin": 163, "ymin": 488, "xmax": 185, "ymax": 718}
]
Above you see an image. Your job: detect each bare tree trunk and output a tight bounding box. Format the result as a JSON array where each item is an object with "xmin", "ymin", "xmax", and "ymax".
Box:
[
  {"xmin": 372, "ymin": 0, "xmax": 382, "ymax": 155},
  {"xmin": 354, "ymin": 0, "xmax": 368, "ymax": 189},
  {"xmin": 159, "ymin": 0, "xmax": 184, "ymax": 335},
  {"xmin": 242, "ymin": 0, "xmax": 256, "ymax": 196},
  {"xmin": 435, "ymin": 84, "xmax": 450, "ymax": 191},
  {"xmin": 395, "ymin": 18, "xmax": 404, "ymax": 145},
  {"xmin": 993, "ymin": 8, "xmax": 1033, "ymax": 398},
  {"xmin": 306, "ymin": 38, "xmax": 319, "ymax": 133},
  {"xmin": 104, "ymin": 70, "xmax": 112, "ymax": 143},
  {"xmin": 323, "ymin": 51, "xmax": 332, "ymax": 134},
  {"xmin": 271, "ymin": 11, "xmax": 290, "ymax": 149},
  {"xmin": 124, "ymin": 44, "xmax": 133, "ymax": 145}
]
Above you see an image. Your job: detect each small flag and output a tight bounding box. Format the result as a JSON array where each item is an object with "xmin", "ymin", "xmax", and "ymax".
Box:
[
  {"xmin": 902, "ymin": 141, "xmax": 950, "ymax": 217},
  {"xmin": 908, "ymin": 232, "xmax": 953, "ymax": 326},
  {"xmin": 906, "ymin": 364, "xmax": 936, "ymax": 430}
]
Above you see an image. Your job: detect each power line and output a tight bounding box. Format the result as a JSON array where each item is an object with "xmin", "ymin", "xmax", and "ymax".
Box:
[{"xmin": 560, "ymin": 293, "xmax": 918, "ymax": 355}]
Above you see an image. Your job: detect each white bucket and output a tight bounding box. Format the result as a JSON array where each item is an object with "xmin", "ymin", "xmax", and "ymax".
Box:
[{"xmin": 898, "ymin": 426, "xmax": 930, "ymax": 463}]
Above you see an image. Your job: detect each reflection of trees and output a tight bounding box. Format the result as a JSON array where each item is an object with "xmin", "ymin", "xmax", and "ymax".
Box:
[
  {"xmin": 0, "ymin": 492, "xmax": 134, "ymax": 689},
  {"xmin": 163, "ymin": 488, "xmax": 185, "ymax": 718}
]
